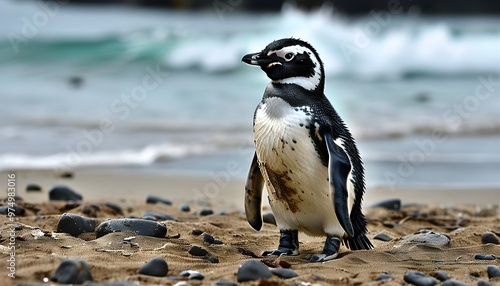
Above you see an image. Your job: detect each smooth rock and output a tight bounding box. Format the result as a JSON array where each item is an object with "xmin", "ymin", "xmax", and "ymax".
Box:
[
  {"xmin": 142, "ymin": 211, "xmax": 175, "ymax": 221},
  {"xmin": 57, "ymin": 213, "xmax": 95, "ymax": 237},
  {"xmin": 211, "ymin": 280, "xmax": 237, "ymax": 286},
  {"xmin": 375, "ymin": 272, "xmax": 392, "ymax": 281},
  {"xmin": 188, "ymin": 245, "xmax": 208, "ymax": 256},
  {"xmin": 192, "ymin": 229, "xmax": 203, "ymax": 235},
  {"xmin": 200, "ymin": 209, "xmax": 214, "ymax": 216},
  {"xmin": 263, "ymin": 213, "xmax": 276, "ymax": 225},
  {"xmin": 180, "ymin": 204, "xmax": 190, "ymax": 212},
  {"xmin": 403, "ymin": 271, "xmax": 439, "ymax": 286},
  {"xmin": 373, "ymin": 232, "xmax": 393, "ymax": 242},
  {"xmin": 473, "ymin": 254, "xmax": 496, "ymax": 260},
  {"xmin": 204, "ymin": 257, "xmax": 219, "ymax": 263},
  {"xmin": 26, "ymin": 184, "xmax": 42, "ymax": 192},
  {"xmin": 432, "ymin": 270, "xmax": 449, "ymax": 281},
  {"xmin": 104, "ymin": 202, "xmax": 124, "ymax": 215},
  {"xmin": 138, "ymin": 257, "xmax": 168, "ymax": 277},
  {"xmin": 202, "ymin": 233, "xmax": 215, "ymax": 244},
  {"xmin": 50, "ymin": 259, "xmax": 93, "ymax": 284},
  {"xmin": 401, "ymin": 230, "xmax": 450, "ymax": 247},
  {"xmin": 95, "ymin": 218, "xmax": 167, "ymax": 238},
  {"xmin": 441, "ymin": 280, "xmax": 470, "ymax": 286},
  {"xmin": 237, "ymin": 260, "xmax": 272, "ymax": 282},
  {"xmin": 271, "ymin": 268, "xmax": 298, "ymax": 279},
  {"xmin": 487, "ymin": 265, "xmax": 500, "ymax": 278},
  {"xmin": 213, "ymin": 239, "xmax": 223, "ymax": 245},
  {"xmin": 49, "ymin": 186, "xmax": 82, "ymax": 201},
  {"xmin": 146, "ymin": 195, "xmax": 172, "ymax": 205},
  {"xmin": 180, "ymin": 270, "xmax": 204, "ymax": 280},
  {"xmin": 369, "ymin": 198, "xmax": 401, "ymax": 211},
  {"xmin": 0, "ymin": 205, "xmax": 25, "ymax": 216},
  {"xmin": 481, "ymin": 232, "xmax": 500, "ymax": 245},
  {"xmin": 477, "ymin": 280, "xmax": 495, "ymax": 286}
]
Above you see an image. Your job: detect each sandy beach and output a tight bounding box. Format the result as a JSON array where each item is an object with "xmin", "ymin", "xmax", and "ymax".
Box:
[{"xmin": 1, "ymin": 168, "xmax": 499, "ymax": 286}]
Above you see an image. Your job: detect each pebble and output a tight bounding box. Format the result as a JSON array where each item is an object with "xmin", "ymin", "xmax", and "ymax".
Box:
[
  {"xmin": 375, "ymin": 272, "xmax": 392, "ymax": 281},
  {"xmin": 104, "ymin": 202, "xmax": 124, "ymax": 215},
  {"xmin": 204, "ymin": 256, "xmax": 219, "ymax": 263},
  {"xmin": 477, "ymin": 281, "xmax": 495, "ymax": 286},
  {"xmin": 142, "ymin": 211, "xmax": 175, "ymax": 221},
  {"xmin": 180, "ymin": 204, "xmax": 190, "ymax": 212},
  {"xmin": 146, "ymin": 195, "xmax": 172, "ymax": 205},
  {"xmin": 487, "ymin": 265, "xmax": 500, "ymax": 278},
  {"xmin": 188, "ymin": 245, "xmax": 208, "ymax": 256},
  {"xmin": 26, "ymin": 184, "xmax": 42, "ymax": 192},
  {"xmin": 200, "ymin": 209, "xmax": 214, "ymax": 216},
  {"xmin": 441, "ymin": 280, "xmax": 469, "ymax": 286},
  {"xmin": 0, "ymin": 205, "xmax": 25, "ymax": 216},
  {"xmin": 401, "ymin": 230, "xmax": 450, "ymax": 247},
  {"xmin": 180, "ymin": 270, "xmax": 204, "ymax": 280},
  {"xmin": 369, "ymin": 198, "xmax": 401, "ymax": 211},
  {"xmin": 432, "ymin": 270, "xmax": 449, "ymax": 281},
  {"xmin": 211, "ymin": 280, "xmax": 237, "ymax": 286},
  {"xmin": 95, "ymin": 218, "xmax": 167, "ymax": 238},
  {"xmin": 57, "ymin": 213, "xmax": 95, "ymax": 237},
  {"xmin": 373, "ymin": 232, "xmax": 393, "ymax": 242},
  {"xmin": 138, "ymin": 257, "xmax": 168, "ymax": 277},
  {"xmin": 49, "ymin": 186, "xmax": 82, "ymax": 201},
  {"xmin": 271, "ymin": 268, "xmax": 298, "ymax": 279},
  {"xmin": 50, "ymin": 259, "xmax": 93, "ymax": 284},
  {"xmin": 202, "ymin": 233, "xmax": 215, "ymax": 244},
  {"xmin": 263, "ymin": 212, "xmax": 277, "ymax": 225},
  {"xmin": 192, "ymin": 229, "xmax": 203, "ymax": 235},
  {"xmin": 403, "ymin": 271, "xmax": 439, "ymax": 286},
  {"xmin": 237, "ymin": 260, "xmax": 272, "ymax": 282},
  {"xmin": 481, "ymin": 232, "xmax": 500, "ymax": 245},
  {"xmin": 473, "ymin": 254, "xmax": 496, "ymax": 260}
]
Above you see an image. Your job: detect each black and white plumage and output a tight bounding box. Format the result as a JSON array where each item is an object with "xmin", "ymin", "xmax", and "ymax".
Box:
[{"xmin": 242, "ymin": 38, "xmax": 373, "ymax": 262}]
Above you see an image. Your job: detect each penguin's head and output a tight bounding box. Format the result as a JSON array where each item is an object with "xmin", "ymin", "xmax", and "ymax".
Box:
[{"xmin": 242, "ymin": 38, "xmax": 325, "ymax": 92}]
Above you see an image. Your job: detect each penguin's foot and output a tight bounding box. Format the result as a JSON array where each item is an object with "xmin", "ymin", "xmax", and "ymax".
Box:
[
  {"xmin": 262, "ymin": 229, "xmax": 299, "ymax": 257},
  {"xmin": 306, "ymin": 235, "xmax": 341, "ymax": 262}
]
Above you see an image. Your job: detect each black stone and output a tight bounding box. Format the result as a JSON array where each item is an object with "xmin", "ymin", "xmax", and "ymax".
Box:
[
  {"xmin": 188, "ymin": 245, "xmax": 208, "ymax": 256},
  {"xmin": 478, "ymin": 280, "xmax": 495, "ymax": 286},
  {"xmin": 441, "ymin": 280, "xmax": 470, "ymax": 286},
  {"xmin": 202, "ymin": 233, "xmax": 215, "ymax": 244},
  {"xmin": 142, "ymin": 211, "xmax": 175, "ymax": 221},
  {"xmin": 57, "ymin": 213, "xmax": 95, "ymax": 237},
  {"xmin": 271, "ymin": 268, "xmax": 298, "ymax": 279},
  {"xmin": 373, "ymin": 232, "xmax": 393, "ymax": 242},
  {"xmin": 0, "ymin": 205, "xmax": 25, "ymax": 216},
  {"xmin": 237, "ymin": 260, "xmax": 272, "ymax": 282},
  {"xmin": 211, "ymin": 280, "xmax": 237, "ymax": 286},
  {"xmin": 403, "ymin": 271, "xmax": 439, "ymax": 286},
  {"xmin": 49, "ymin": 186, "xmax": 82, "ymax": 201},
  {"xmin": 95, "ymin": 218, "xmax": 167, "ymax": 238},
  {"xmin": 487, "ymin": 265, "xmax": 500, "ymax": 279},
  {"xmin": 104, "ymin": 202, "xmax": 124, "ymax": 215},
  {"xmin": 481, "ymin": 232, "xmax": 500, "ymax": 245},
  {"xmin": 26, "ymin": 184, "xmax": 42, "ymax": 192},
  {"xmin": 145, "ymin": 195, "xmax": 172, "ymax": 205},
  {"xmin": 473, "ymin": 254, "xmax": 496, "ymax": 260},
  {"xmin": 192, "ymin": 229, "xmax": 203, "ymax": 235},
  {"xmin": 213, "ymin": 239, "xmax": 223, "ymax": 245},
  {"xmin": 432, "ymin": 270, "xmax": 449, "ymax": 281},
  {"xmin": 50, "ymin": 259, "xmax": 93, "ymax": 284},
  {"xmin": 375, "ymin": 272, "xmax": 392, "ymax": 281},
  {"xmin": 263, "ymin": 212, "xmax": 277, "ymax": 225},
  {"xmin": 180, "ymin": 270, "xmax": 204, "ymax": 280},
  {"xmin": 180, "ymin": 203, "xmax": 190, "ymax": 212},
  {"xmin": 138, "ymin": 257, "xmax": 168, "ymax": 277},
  {"xmin": 200, "ymin": 209, "xmax": 214, "ymax": 216},
  {"xmin": 369, "ymin": 198, "xmax": 401, "ymax": 211},
  {"xmin": 204, "ymin": 256, "xmax": 219, "ymax": 263}
]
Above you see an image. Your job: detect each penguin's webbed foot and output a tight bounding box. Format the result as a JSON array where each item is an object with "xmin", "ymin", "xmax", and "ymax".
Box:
[
  {"xmin": 305, "ymin": 235, "xmax": 341, "ymax": 262},
  {"xmin": 263, "ymin": 229, "xmax": 299, "ymax": 257}
]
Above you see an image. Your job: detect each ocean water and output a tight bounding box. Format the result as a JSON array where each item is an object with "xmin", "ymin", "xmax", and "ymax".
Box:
[{"xmin": 0, "ymin": 1, "xmax": 499, "ymax": 189}]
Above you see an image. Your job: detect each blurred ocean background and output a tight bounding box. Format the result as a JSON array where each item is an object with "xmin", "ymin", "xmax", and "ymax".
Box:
[{"xmin": 0, "ymin": 1, "xmax": 499, "ymax": 190}]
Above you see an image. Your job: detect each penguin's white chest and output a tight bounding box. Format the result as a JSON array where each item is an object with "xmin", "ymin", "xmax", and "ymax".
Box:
[{"xmin": 253, "ymin": 97, "xmax": 344, "ymax": 237}]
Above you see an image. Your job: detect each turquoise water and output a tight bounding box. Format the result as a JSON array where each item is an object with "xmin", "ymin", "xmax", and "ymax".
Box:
[{"xmin": 0, "ymin": 2, "xmax": 499, "ymax": 189}]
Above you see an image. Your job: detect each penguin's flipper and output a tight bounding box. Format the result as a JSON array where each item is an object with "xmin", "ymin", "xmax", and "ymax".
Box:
[
  {"xmin": 245, "ymin": 152, "xmax": 264, "ymax": 231},
  {"xmin": 324, "ymin": 131, "xmax": 355, "ymax": 237}
]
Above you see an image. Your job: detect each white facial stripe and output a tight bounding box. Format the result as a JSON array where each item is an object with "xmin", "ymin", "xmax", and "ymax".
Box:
[{"xmin": 269, "ymin": 45, "xmax": 322, "ymax": 91}]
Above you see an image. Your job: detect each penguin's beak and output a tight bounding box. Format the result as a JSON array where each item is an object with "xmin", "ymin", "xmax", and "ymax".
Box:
[{"xmin": 242, "ymin": 52, "xmax": 274, "ymax": 67}]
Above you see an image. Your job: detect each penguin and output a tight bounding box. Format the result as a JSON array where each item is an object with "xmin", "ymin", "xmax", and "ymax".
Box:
[{"xmin": 241, "ymin": 38, "xmax": 373, "ymax": 262}]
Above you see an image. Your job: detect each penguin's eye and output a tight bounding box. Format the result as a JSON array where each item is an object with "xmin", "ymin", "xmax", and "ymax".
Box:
[{"xmin": 284, "ymin": 53, "xmax": 294, "ymax": 61}]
